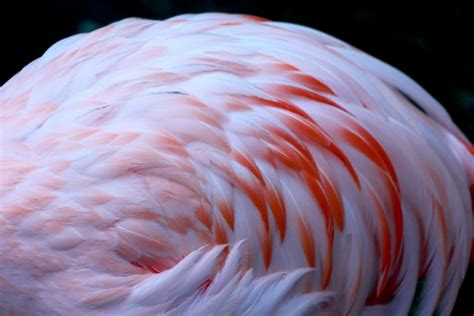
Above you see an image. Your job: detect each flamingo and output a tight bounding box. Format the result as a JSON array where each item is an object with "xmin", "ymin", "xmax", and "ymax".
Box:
[{"xmin": 0, "ymin": 13, "xmax": 472, "ymax": 315}]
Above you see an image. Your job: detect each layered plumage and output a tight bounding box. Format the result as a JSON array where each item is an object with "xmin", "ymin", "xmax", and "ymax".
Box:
[{"xmin": 0, "ymin": 13, "xmax": 472, "ymax": 315}]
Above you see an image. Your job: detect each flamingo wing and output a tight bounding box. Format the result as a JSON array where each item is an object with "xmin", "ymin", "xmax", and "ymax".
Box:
[{"xmin": 0, "ymin": 13, "xmax": 472, "ymax": 315}]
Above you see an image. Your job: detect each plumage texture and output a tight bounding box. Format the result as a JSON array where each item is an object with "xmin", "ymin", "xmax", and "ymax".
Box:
[{"xmin": 0, "ymin": 13, "xmax": 472, "ymax": 315}]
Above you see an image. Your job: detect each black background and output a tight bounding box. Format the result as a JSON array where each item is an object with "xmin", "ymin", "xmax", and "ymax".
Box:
[{"xmin": 1, "ymin": 0, "xmax": 472, "ymax": 314}]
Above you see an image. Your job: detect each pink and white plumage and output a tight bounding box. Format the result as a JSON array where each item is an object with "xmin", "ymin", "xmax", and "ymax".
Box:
[{"xmin": 0, "ymin": 13, "xmax": 472, "ymax": 315}]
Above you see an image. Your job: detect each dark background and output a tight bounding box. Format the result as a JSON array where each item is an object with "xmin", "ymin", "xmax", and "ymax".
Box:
[{"xmin": 1, "ymin": 0, "xmax": 472, "ymax": 314}]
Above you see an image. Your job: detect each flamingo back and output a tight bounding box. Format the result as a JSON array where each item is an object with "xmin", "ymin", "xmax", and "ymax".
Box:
[{"xmin": 0, "ymin": 13, "xmax": 472, "ymax": 315}]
